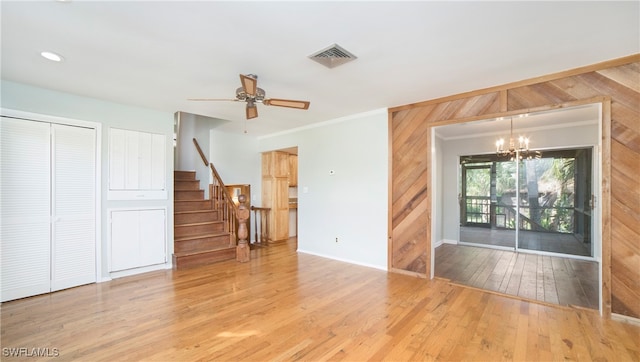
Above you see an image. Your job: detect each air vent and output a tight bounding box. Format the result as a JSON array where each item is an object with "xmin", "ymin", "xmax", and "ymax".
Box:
[{"xmin": 308, "ymin": 43, "xmax": 357, "ymax": 69}]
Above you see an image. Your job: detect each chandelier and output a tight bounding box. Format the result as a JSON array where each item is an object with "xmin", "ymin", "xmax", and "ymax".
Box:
[{"xmin": 495, "ymin": 118, "xmax": 540, "ymax": 160}]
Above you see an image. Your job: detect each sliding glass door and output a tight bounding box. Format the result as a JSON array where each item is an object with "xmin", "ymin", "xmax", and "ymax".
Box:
[
  {"xmin": 459, "ymin": 147, "xmax": 594, "ymax": 258},
  {"xmin": 516, "ymin": 149, "xmax": 593, "ymax": 257}
]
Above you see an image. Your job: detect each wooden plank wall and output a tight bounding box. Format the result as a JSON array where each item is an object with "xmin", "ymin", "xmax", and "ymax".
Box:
[{"xmin": 388, "ymin": 54, "xmax": 639, "ymax": 319}]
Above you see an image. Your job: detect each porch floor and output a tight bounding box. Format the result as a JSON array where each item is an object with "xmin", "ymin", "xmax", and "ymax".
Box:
[
  {"xmin": 460, "ymin": 226, "xmax": 592, "ymax": 257},
  {"xmin": 435, "ymin": 243, "xmax": 599, "ymax": 309}
]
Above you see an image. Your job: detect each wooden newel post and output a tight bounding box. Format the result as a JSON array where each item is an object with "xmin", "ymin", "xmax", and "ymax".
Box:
[{"xmin": 236, "ymin": 194, "xmax": 250, "ymax": 262}]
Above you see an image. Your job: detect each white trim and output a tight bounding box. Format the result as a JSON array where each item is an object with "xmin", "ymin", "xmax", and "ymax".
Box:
[
  {"xmin": 437, "ymin": 119, "xmax": 598, "ymax": 141},
  {"xmin": 258, "ymin": 108, "xmax": 388, "ymax": 140},
  {"xmin": 109, "ymin": 262, "xmax": 172, "ymax": 280},
  {"xmin": 434, "ymin": 239, "xmax": 458, "ymax": 248},
  {"xmin": 297, "ymin": 249, "xmax": 387, "ymax": 272},
  {"xmin": 516, "ymin": 248, "xmax": 598, "ymax": 262},
  {"xmin": 107, "ymin": 190, "xmax": 168, "ymax": 200},
  {"xmin": 611, "ymin": 313, "xmax": 640, "ymax": 326},
  {"xmin": 458, "ymin": 241, "xmax": 515, "ymax": 252},
  {"xmin": 596, "ymin": 102, "xmax": 604, "ymax": 316}
]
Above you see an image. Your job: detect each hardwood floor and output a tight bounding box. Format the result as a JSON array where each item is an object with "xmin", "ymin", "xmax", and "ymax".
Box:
[
  {"xmin": 1, "ymin": 239, "xmax": 638, "ymax": 361},
  {"xmin": 435, "ymin": 244, "xmax": 599, "ymax": 310}
]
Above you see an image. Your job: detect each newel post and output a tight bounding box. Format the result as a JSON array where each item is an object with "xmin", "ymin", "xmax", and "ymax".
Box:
[{"xmin": 236, "ymin": 194, "xmax": 250, "ymax": 262}]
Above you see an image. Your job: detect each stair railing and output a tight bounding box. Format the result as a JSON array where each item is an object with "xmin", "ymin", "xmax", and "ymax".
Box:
[
  {"xmin": 250, "ymin": 206, "xmax": 271, "ymax": 244},
  {"xmin": 193, "ymin": 138, "xmax": 239, "ymax": 245}
]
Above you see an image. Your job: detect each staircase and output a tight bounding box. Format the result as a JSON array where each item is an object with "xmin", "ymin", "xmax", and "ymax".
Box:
[{"xmin": 173, "ymin": 171, "xmax": 235, "ymax": 269}]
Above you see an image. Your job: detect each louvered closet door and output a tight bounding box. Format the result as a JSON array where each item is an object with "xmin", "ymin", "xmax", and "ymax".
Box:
[
  {"xmin": 51, "ymin": 124, "xmax": 96, "ymax": 291},
  {"xmin": 0, "ymin": 117, "xmax": 52, "ymax": 301}
]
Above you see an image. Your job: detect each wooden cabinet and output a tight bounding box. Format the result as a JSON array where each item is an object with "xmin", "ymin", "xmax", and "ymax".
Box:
[
  {"xmin": 262, "ymin": 151, "xmax": 290, "ymax": 242},
  {"xmin": 288, "ymin": 154, "xmax": 298, "ymax": 186},
  {"xmin": 262, "ymin": 151, "xmax": 289, "ymax": 178}
]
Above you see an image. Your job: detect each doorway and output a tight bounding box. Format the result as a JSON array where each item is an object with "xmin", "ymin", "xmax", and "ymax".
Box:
[{"xmin": 433, "ymin": 104, "xmax": 602, "ymax": 309}]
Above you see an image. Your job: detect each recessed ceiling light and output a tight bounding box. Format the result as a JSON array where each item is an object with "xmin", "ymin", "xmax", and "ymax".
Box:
[{"xmin": 40, "ymin": 51, "xmax": 64, "ymax": 62}]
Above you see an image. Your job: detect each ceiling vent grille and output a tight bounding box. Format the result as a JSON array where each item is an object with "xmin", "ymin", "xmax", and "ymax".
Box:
[{"xmin": 308, "ymin": 43, "xmax": 357, "ymax": 69}]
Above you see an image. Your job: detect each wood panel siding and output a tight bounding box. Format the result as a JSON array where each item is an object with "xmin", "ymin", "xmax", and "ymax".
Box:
[
  {"xmin": 389, "ymin": 109, "xmax": 430, "ymax": 275},
  {"xmin": 388, "ymin": 54, "xmax": 640, "ymax": 319}
]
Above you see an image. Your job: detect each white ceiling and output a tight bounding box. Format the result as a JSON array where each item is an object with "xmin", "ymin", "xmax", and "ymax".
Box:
[{"xmin": 1, "ymin": 1, "xmax": 638, "ymax": 136}]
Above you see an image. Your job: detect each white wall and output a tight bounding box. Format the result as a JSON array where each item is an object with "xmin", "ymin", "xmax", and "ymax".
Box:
[
  {"xmin": 209, "ymin": 130, "xmax": 261, "ymax": 224},
  {"xmin": 436, "ymin": 121, "xmax": 599, "ymax": 244},
  {"xmin": 176, "ymin": 112, "xmax": 231, "ymax": 198},
  {"xmin": 1, "ymin": 80, "xmax": 175, "ymax": 279},
  {"xmin": 209, "ymin": 131, "xmax": 260, "ymax": 188},
  {"xmin": 258, "ymin": 109, "xmax": 389, "ymax": 270}
]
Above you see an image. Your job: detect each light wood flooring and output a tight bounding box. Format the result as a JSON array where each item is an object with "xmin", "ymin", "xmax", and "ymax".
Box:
[{"xmin": 1, "ymin": 239, "xmax": 638, "ymax": 361}]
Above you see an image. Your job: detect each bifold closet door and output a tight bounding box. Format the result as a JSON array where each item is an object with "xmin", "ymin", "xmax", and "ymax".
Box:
[
  {"xmin": 0, "ymin": 118, "xmax": 96, "ymax": 302},
  {"xmin": 0, "ymin": 117, "xmax": 52, "ymax": 301},
  {"xmin": 51, "ymin": 124, "xmax": 96, "ymax": 291}
]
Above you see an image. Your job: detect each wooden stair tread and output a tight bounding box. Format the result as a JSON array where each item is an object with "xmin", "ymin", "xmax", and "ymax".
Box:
[
  {"xmin": 173, "ymin": 246, "xmax": 234, "ymax": 258},
  {"xmin": 175, "ymin": 210, "xmax": 216, "ymax": 215},
  {"xmin": 175, "ymin": 221, "xmax": 223, "ymax": 227},
  {"xmin": 175, "ymin": 232, "xmax": 230, "ymax": 242}
]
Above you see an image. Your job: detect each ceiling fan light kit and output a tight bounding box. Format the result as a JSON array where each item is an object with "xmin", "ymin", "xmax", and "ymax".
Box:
[{"xmin": 189, "ymin": 73, "xmax": 310, "ymax": 120}]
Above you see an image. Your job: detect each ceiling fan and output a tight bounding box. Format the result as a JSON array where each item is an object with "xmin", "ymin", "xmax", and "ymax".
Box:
[{"xmin": 189, "ymin": 74, "xmax": 310, "ymax": 120}]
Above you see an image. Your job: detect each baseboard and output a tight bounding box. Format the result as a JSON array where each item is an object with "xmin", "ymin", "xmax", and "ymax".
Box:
[
  {"xmin": 297, "ymin": 249, "xmax": 387, "ymax": 272},
  {"xmin": 433, "ymin": 239, "xmax": 458, "ymax": 248},
  {"xmin": 612, "ymin": 313, "xmax": 640, "ymax": 326},
  {"xmin": 109, "ymin": 262, "xmax": 172, "ymax": 279}
]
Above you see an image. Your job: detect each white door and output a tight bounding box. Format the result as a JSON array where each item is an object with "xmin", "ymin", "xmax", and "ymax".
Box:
[
  {"xmin": 0, "ymin": 117, "xmax": 97, "ymax": 302},
  {"xmin": 0, "ymin": 118, "xmax": 52, "ymax": 301},
  {"xmin": 51, "ymin": 124, "xmax": 96, "ymax": 291}
]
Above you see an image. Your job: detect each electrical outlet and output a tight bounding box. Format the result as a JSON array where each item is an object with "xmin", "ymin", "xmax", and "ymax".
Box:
[{"xmin": 335, "ymin": 237, "xmax": 338, "ymax": 243}]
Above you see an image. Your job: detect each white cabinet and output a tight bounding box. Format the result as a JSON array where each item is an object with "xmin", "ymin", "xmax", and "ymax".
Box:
[
  {"xmin": 110, "ymin": 208, "xmax": 166, "ymax": 272},
  {"xmin": 1, "ymin": 117, "xmax": 97, "ymax": 302},
  {"xmin": 108, "ymin": 128, "xmax": 166, "ymax": 200}
]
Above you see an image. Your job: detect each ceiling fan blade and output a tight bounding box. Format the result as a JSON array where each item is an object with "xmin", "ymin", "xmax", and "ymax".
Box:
[
  {"xmin": 263, "ymin": 98, "xmax": 310, "ymax": 110},
  {"xmin": 187, "ymin": 98, "xmax": 238, "ymax": 102},
  {"xmin": 246, "ymin": 103, "xmax": 258, "ymax": 119},
  {"xmin": 239, "ymin": 74, "xmax": 257, "ymax": 96}
]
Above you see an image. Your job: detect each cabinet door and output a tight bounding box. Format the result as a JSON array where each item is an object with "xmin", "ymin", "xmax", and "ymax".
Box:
[
  {"xmin": 273, "ymin": 178, "xmax": 290, "ymax": 241},
  {"xmin": 262, "ymin": 151, "xmax": 290, "ymax": 178},
  {"xmin": 274, "ymin": 152, "xmax": 289, "ymax": 178},
  {"xmin": 110, "ymin": 210, "xmax": 140, "ymax": 271},
  {"xmin": 289, "ymin": 155, "xmax": 298, "ymax": 186},
  {"xmin": 139, "ymin": 209, "xmax": 167, "ymax": 266},
  {"xmin": 110, "ymin": 208, "xmax": 166, "ymax": 272},
  {"xmin": 0, "ymin": 118, "xmax": 52, "ymax": 302}
]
